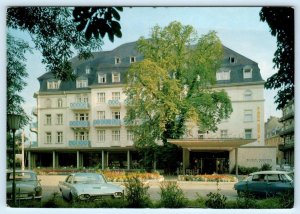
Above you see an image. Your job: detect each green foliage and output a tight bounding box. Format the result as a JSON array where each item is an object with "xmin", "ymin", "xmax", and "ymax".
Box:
[
  {"xmin": 7, "ymin": 33, "xmax": 31, "ymax": 127},
  {"xmin": 125, "ymin": 22, "xmax": 232, "ymax": 171},
  {"xmin": 260, "ymin": 7, "xmax": 294, "ymax": 109},
  {"xmin": 236, "ymin": 190, "xmax": 258, "ymax": 209},
  {"xmin": 231, "ymin": 165, "xmax": 260, "ymax": 175},
  {"xmin": 260, "ymin": 163, "xmax": 272, "ymax": 171},
  {"xmin": 159, "ymin": 181, "xmax": 188, "ymax": 208},
  {"xmin": 205, "ymin": 192, "xmax": 227, "ymax": 208},
  {"xmin": 277, "ymin": 190, "xmax": 294, "ymax": 208},
  {"xmin": 124, "ymin": 176, "xmax": 152, "ymax": 208},
  {"xmin": 7, "ymin": 7, "xmax": 122, "ymax": 81}
]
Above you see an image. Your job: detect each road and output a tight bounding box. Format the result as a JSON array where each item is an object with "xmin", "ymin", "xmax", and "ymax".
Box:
[{"xmin": 38, "ymin": 175, "xmax": 238, "ymax": 202}]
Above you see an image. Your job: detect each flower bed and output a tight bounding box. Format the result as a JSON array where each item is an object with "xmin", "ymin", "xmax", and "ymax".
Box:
[
  {"xmin": 100, "ymin": 170, "xmax": 163, "ymax": 182},
  {"xmin": 178, "ymin": 174, "xmax": 237, "ymax": 182}
]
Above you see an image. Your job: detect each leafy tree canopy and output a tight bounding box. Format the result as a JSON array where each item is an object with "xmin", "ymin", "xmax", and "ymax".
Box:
[
  {"xmin": 7, "ymin": 7, "xmax": 123, "ymax": 81},
  {"xmin": 260, "ymin": 7, "xmax": 294, "ymax": 109},
  {"xmin": 125, "ymin": 21, "xmax": 233, "ymax": 149}
]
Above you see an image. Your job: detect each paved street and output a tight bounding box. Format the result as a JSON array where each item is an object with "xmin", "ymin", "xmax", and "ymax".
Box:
[{"xmin": 38, "ymin": 175, "xmax": 238, "ymax": 202}]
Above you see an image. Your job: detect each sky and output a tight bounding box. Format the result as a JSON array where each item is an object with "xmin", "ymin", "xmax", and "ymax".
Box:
[{"xmin": 15, "ymin": 6, "xmax": 281, "ymax": 129}]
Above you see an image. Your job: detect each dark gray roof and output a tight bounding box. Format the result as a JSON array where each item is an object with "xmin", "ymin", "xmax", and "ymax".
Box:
[{"xmin": 37, "ymin": 41, "xmax": 264, "ymax": 92}]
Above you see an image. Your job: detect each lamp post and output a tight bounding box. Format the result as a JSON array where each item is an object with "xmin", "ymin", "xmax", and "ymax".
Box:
[{"xmin": 7, "ymin": 114, "xmax": 21, "ymax": 206}]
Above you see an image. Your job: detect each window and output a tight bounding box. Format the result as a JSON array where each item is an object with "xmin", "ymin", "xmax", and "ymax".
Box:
[
  {"xmin": 86, "ymin": 67, "xmax": 90, "ymax": 74},
  {"xmin": 75, "ymin": 113, "xmax": 89, "ymax": 121},
  {"xmin": 75, "ymin": 94, "xmax": 88, "ymax": 103},
  {"xmin": 75, "ymin": 131, "xmax": 89, "ymax": 141},
  {"xmin": 76, "ymin": 79, "xmax": 88, "ymax": 88},
  {"xmin": 130, "ymin": 56, "xmax": 136, "ymax": 63},
  {"xmin": 58, "ymin": 98, "xmax": 63, "ymax": 108},
  {"xmin": 198, "ymin": 130, "xmax": 205, "ymax": 139},
  {"xmin": 112, "ymin": 130, "xmax": 120, "ymax": 142},
  {"xmin": 97, "ymin": 92, "xmax": 106, "ymax": 103},
  {"xmin": 98, "ymin": 73, "xmax": 107, "ymax": 83},
  {"xmin": 127, "ymin": 130, "xmax": 134, "ymax": 141},
  {"xmin": 243, "ymin": 66, "xmax": 253, "ymax": 79},
  {"xmin": 244, "ymin": 90, "xmax": 253, "ymax": 101},
  {"xmin": 244, "ymin": 110, "xmax": 253, "ymax": 122},
  {"xmin": 112, "ymin": 111, "xmax": 120, "ymax": 120},
  {"xmin": 221, "ymin": 130, "xmax": 228, "ymax": 138},
  {"xmin": 46, "ymin": 132, "xmax": 52, "ymax": 144},
  {"xmin": 97, "ymin": 111, "xmax": 105, "ymax": 119},
  {"xmin": 245, "ymin": 129, "xmax": 252, "ymax": 139},
  {"xmin": 229, "ymin": 56, "xmax": 236, "ymax": 64},
  {"xmin": 216, "ymin": 70, "xmax": 230, "ymax": 81},
  {"xmin": 45, "ymin": 98, "xmax": 52, "ymax": 108},
  {"xmin": 97, "ymin": 130, "xmax": 106, "ymax": 143},
  {"xmin": 112, "ymin": 72, "xmax": 120, "ymax": 83},
  {"xmin": 47, "ymin": 80, "xmax": 61, "ymax": 89},
  {"xmin": 112, "ymin": 92, "xmax": 120, "ymax": 100},
  {"xmin": 57, "ymin": 132, "xmax": 63, "ymax": 144},
  {"xmin": 115, "ymin": 57, "xmax": 121, "ymax": 64},
  {"xmin": 57, "ymin": 114, "xmax": 63, "ymax": 125},
  {"xmin": 46, "ymin": 114, "xmax": 51, "ymax": 125}
]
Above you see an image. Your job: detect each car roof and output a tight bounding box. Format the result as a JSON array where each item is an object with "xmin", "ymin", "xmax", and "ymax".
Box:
[{"xmin": 249, "ymin": 170, "xmax": 291, "ymax": 175}]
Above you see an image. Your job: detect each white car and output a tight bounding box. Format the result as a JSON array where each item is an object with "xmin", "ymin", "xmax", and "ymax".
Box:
[{"xmin": 58, "ymin": 172, "xmax": 124, "ymax": 201}]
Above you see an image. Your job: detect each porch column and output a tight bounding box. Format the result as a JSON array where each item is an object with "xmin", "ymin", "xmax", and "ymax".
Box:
[
  {"xmin": 182, "ymin": 148, "xmax": 190, "ymax": 175},
  {"xmin": 235, "ymin": 148, "xmax": 238, "ymax": 176},
  {"xmin": 102, "ymin": 150, "xmax": 105, "ymax": 170},
  {"xmin": 77, "ymin": 151, "xmax": 80, "ymax": 169},
  {"xmin": 52, "ymin": 151, "xmax": 56, "ymax": 169},
  {"xmin": 28, "ymin": 151, "xmax": 31, "ymax": 170},
  {"xmin": 127, "ymin": 150, "xmax": 131, "ymax": 170}
]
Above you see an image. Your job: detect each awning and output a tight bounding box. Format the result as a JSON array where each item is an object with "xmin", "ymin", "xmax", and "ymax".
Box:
[{"xmin": 168, "ymin": 138, "xmax": 256, "ymax": 151}]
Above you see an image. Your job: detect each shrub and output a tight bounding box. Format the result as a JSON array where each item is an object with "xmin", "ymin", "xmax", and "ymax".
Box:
[
  {"xmin": 124, "ymin": 176, "xmax": 151, "ymax": 208},
  {"xmin": 159, "ymin": 181, "xmax": 188, "ymax": 208},
  {"xmin": 205, "ymin": 192, "xmax": 227, "ymax": 208},
  {"xmin": 260, "ymin": 163, "xmax": 272, "ymax": 171}
]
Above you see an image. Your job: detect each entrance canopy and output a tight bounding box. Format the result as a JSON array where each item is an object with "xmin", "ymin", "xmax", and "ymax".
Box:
[{"xmin": 168, "ymin": 138, "xmax": 256, "ymax": 151}]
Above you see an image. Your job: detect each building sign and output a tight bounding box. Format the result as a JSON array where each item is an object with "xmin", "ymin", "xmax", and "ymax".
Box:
[{"xmin": 257, "ymin": 107, "xmax": 260, "ymax": 143}]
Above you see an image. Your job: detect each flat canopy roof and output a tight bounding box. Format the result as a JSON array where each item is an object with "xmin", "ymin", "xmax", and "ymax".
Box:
[{"xmin": 168, "ymin": 138, "xmax": 256, "ymax": 151}]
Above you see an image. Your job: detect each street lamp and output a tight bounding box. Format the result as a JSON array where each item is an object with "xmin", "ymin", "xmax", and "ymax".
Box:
[{"xmin": 7, "ymin": 114, "xmax": 22, "ymax": 205}]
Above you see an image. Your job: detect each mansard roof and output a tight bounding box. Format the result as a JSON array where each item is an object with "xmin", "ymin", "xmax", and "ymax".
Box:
[{"xmin": 37, "ymin": 41, "xmax": 264, "ymax": 92}]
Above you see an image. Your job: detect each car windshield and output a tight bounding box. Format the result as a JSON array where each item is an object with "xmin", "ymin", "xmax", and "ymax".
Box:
[
  {"xmin": 73, "ymin": 174, "xmax": 105, "ymax": 184},
  {"xmin": 7, "ymin": 172, "xmax": 36, "ymax": 181}
]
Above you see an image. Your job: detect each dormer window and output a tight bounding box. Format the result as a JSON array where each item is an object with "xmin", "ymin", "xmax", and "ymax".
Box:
[
  {"xmin": 243, "ymin": 66, "xmax": 253, "ymax": 79},
  {"xmin": 76, "ymin": 78, "xmax": 88, "ymax": 88},
  {"xmin": 112, "ymin": 72, "xmax": 120, "ymax": 83},
  {"xmin": 98, "ymin": 73, "xmax": 107, "ymax": 83},
  {"xmin": 47, "ymin": 80, "xmax": 61, "ymax": 89},
  {"xmin": 115, "ymin": 57, "xmax": 121, "ymax": 64},
  {"xmin": 229, "ymin": 56, "xmax": 236, "ymax": 64},
  {"xmin": 85, "ymin": 67, "xmax": 90, "ymax": 74},
  {"xmin": 130, "ymin": 56, "xmax": 136, "ymax": 63},
  {"xmin": 216, "ymin": 69, "xmax": 231, "ymax": 81}
]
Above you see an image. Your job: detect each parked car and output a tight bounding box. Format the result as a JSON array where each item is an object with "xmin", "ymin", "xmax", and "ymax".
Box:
[
  {"xmin": 6, "ymin": 170, "xmax": 42, "ymax": 201},
  {"xmin": 58, "ymin": 172, "xmax": 124, "ymax": 201},
  {"xmin": 234, "ymin": 170, "xmax": 294, "ymax": 197}
]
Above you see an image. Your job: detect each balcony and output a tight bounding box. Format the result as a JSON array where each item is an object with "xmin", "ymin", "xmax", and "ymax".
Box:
[
  {"xmin": 69, "ymin": 121, "xmax": 90, "ymax": 128},
  {"xmin": 70, "ymin": 102, "xmax": 89, "ymax": 110},
  {"xmin": 93, "ymin": 119, "xmax": 122, "ymax": 127},
  {"xmin": 280, "ymin": 126, "xmax": 294, "ymax": 136},
  {"xmin": 30, "ymin": 122, "xmax": 38, "ymax": 133},
  {"xmin": 69, "ymin": 140, "xmax": 91, "ymax": 147},
  {"xmin": 108, "ymin": 100, "xmax": 121, "ymax": 108},
  {"xmin": 32, "ymin": 107, "xmax": 37, "ymax": 116}
]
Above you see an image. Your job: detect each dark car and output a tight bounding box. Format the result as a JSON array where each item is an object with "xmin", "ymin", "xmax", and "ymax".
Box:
[
  {"xmin": 6, "ymin": 170, "xmax": 42, "ymax": 201},
  {"xmin": 234, "ymin": 170, "xmax": 294, "ymax": 197}
]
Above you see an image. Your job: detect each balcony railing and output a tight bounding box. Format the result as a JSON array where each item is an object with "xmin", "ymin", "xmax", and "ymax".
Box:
[
  {"xmin": 69, "ymin": 140, "xmax": 91, "ymax": 147},
  {"xmin": 70, "ymin": 102, "xmax": 89, "ymax": 110},
  {"xmin": 108, "ymin": 100, "xmax": 121, "ymax": 108},
  {"xmin": 69, "ymin": 120, "xmax": 90, "ymax": 128},
  {"xmin": 30, "ymin": 122, "xmax": 38, "ymax": 133},
  {"xmin": 93, "ymin": 119, "xmax": 122, "ymax": 127}
]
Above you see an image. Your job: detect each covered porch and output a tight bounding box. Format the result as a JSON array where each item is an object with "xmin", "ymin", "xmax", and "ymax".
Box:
[{"xmin": 168, "ymin": 138, "xmax": 256, "ymax": 175}]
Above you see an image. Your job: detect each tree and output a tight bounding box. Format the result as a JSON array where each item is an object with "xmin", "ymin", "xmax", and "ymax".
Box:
[
  {"xmin": 7, "ymin": 34, "xmax": 32, "ymax": 127},
  {"xmin": 7, "ymin": 7, "xmax": 123, "ymax": 81},
  {"xmin": 260, "ymin": 7, "xmax": 294, "ymax": 109},
  {"xmin": 125, "ymin": 22, "xmax": 232, "ymax": 171}
]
